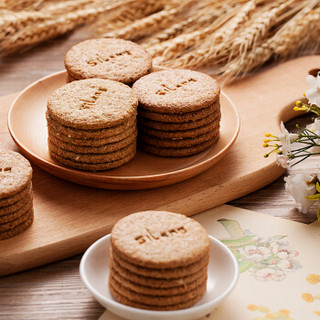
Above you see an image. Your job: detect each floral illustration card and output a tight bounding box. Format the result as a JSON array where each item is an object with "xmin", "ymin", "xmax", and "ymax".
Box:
[{"xmin": 99, "ymin": 205, "xmax": 320, "ymax": 320}]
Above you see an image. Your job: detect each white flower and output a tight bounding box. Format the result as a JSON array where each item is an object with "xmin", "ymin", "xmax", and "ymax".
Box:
[
  {"xmin": 277, "ymin": 122, "xmax": 298, "ymax": 157},
  {"xmin": 276, "ymin": 154, "xmax": 289, "ymax": 168},
  {"xmin": 306, "ymin": 74, "xmax": 320, "ymax": 107},
  {"xmin": 306, "ymin": 118, "xmax": 320, "ymax": 153},
  {"xmin": 284, "ymin": 173, "xmax": 317, "ymax": 213},
  {"xmin": 254, "ymin": 268, "xmax": 286, "ymax": 281},
  {"xmin": 239, "ymin": 245, "xmax": 271, "ymax": 261}
]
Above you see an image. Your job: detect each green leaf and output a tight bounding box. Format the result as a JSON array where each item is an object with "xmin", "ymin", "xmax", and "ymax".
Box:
[
  {"xmin": 218, "ymin": 218, "xmax": 244, "ymax": 238},
  {"xmin": 220, "ymin": 235, "xmax": 257, "ymax": 247},
  {"xmin": 238, "ymin": 260, "xmax": 253, "ymax": 273}
]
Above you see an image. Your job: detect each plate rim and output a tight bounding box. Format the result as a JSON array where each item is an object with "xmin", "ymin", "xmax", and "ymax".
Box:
[
  {"xmin": 7, "ymin": 70, "xmax": 240, "ymax": 188},
  {"xmin": 79, "ymin": 233, "xmax": 239, "ymax": 320}
]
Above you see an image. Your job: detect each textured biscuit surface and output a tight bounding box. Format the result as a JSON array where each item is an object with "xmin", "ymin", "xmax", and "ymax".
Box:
[
  {"xmin": 49, "ymin": 129, "xmax": 137, "ymax": 154},
  {"xmin": 49, "ymin": 149, "xmax": 136, "ymax": 171},
  {"xmin": 132, "ymin": 69, "xmax": 220, "ymax": 113},
  {"xmin": 0, "ymin": 213, "xmax": 33, "ymax": 240},
  {"xmin": 110, "ymin": 265, "xmax": 207, "ymax": 296},
  {"xmin": 138, "ymin": 110, "xmax": 220, "ymax": 131},
  {"xmin": 109, "ymin": 280, "xmax": 206, "ymax": 311},
  {"xmin": 0, "ymin": 191, "xmax": 32, "ymax": 216},
  {"xmin": 110, "ymin": 254, "xmax": 208, "ymax": 288},
  {"xmin": 47, "ymin": 78, "xmax": 138, "ymax": 130},
  {"xmin": 64, "ymin": 38, "xmax": 152, "ymax": 84},
  {"xmin": 112, "ymin": 247, "xmax": 209, "ymax": 279},
  {"xmin": 139, "ymin": 134, "xmax": 220, "ymax": 157},
  {"xmin": 0, "ymin": 150, "xmax": 32, "ymax": 199},
  {"xmin": 47, "ymin": 115, "xmax": 136, "ymax": 140},
  {"xmin": 0, "ymin": 182, "xmax": 32, "ymax": 207},
  {"xmin": 111, "ymin": 210, "xmax": 209, "ymax": 268},
  {"xmin": 138, "ymin": 101, "xmax": 219, "ymax": 123}
]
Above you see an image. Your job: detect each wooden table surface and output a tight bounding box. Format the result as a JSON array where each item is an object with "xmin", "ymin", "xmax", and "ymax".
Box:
[{"xmin": 0, "ymin": 26, "xmax": 318, "ymax": 320}]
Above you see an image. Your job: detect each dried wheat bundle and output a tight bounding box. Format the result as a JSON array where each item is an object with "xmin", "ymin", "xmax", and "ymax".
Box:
[
  {"xmin": 222, "ymin": 1, "xmax": 320, "ymax": 80},
  {"xmin": 0, "ymin": 0, "xmax": 132, "ymax": 55}
]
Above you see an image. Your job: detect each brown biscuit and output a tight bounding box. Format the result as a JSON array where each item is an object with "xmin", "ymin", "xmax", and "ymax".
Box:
[
  {"xmin": 110, "ymin": 251, "xmax": 208, "ymax": 288},
  {"xmin": 138, "ymin": 110, "xmax": 220, "ymax": 131},
  {"xmin": 111, "ymin": 211, "xmax": 209, "ymax": 269},
  {"xmin": 49, "ymin": 149, "xmax": 136, "ymax": 171},
  {"xmin": 0, "ymin": 182, "xmax": 32, "ymax": 208},
  {"xmin": 109, "ymin": 273, "xmax": 206, "ymax": 306},
  {"xmin": 109, "ymin": 279, "xmax": 206, "ymax": 311},
  {"xmin": 0, "ymin": 191, "xmax": 32, "ymax": 216},
  {"xmin": 139, "ymin": 134, "xmax": 220, "ymax": 157},
  {"xmin": 64, "ymin": 38, "xmax": 152, "ymax": 85},
  {"xmin": 132, "ymin": 69, "xmax": 220, "ymax": 113},
  {"xmin": 48, "ymin": 140, "xmax": 136, "ymax": 164},
  {"xmin": 138, "ymin": 100, "xmax": 219, "ymax": 123},
  {"xmin": 47, "ymin": 115, "xmax": 136, "ymax": 140},
  {"xmin": 0, "ymin": 150, "xmax": 32, "ymax": 200},
  {"xmin": 0, "ymin": 205, "xmax": 33, "ymax": 232},
  {"xmin": 112, "ymin": 247, "xmax": 209, "ymax": 279},
  {"xmin": 0, "ymin": 213, "xmax": 33, "ymax": 241},
  {"xmin": 48, "ymin": 130, "xmax": 137, "ymax": 154},
  {"xmin": 47, "ymin": 78, "xmax": 138, "ymax": 130},
  {"xmin": 110, "ymin": 265, "xmax": 207, "ymax": 296},
  {"xmin": 139, "ymin": 126, "xmax": 220, "ymax": 148},
  {"xmin": 139, "ymin": 118, "xmax": 220, "ymax": 139}
]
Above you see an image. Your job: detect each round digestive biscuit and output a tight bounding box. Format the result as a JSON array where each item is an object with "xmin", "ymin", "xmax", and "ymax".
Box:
[
  {"xmin": 64, "ymin": 38, "xmax": 152, "ymax": 85},
  {"xmin": 110, "ymin": 266, "xmax": 207, "ymax": 296},
  {"xmin": 47, "ymin": 78, "xmax": 138, "ymax": 130},
  {"xmin": 139, "ymin": 118, "xmax": 220, "ymax": 139},
  {"xmin": 109, "ymin": 273, "xmax": 206, "ymax": 306},
  {"xmin": 48, "ymin": 130, "xmax": 137, "ymax": 154},
  {"xmin": 139, "ymin": 134, "xmax": 220, "ymax": 157},
  {"xmin": 47, "ymin": 123, "xmax": 137, "ymax": 147},
  {"xmin": 138, "ymin": 100, "xmax": 219, "ymax": 123},
  {"xmin": 49, "ymin": 149, "xmax": 136, "ymax": 171},
  {"xmin": 48, "ymin": 140, "xmax": 136, "ymax": 164},
  {"xmin": 109, "ymin": 280, "xmax": 206, "ymax": 311},
  {"xmin": 111, "ymin": 210, "xmax": 209, "ymax": 269},
  {"xmin": 139, "ymin": 126, "xmax": 220, "ymax": 148},
  {"xmin": 47, "ymin": 114, "xmax": 136, "ymax": 140},
  {"xmin": 110, "ymin": 254, "xmax": 208, "ymax": 288},
  {"xmin": 112, "ymin": 247, "xmax": 209, "ymax": 279},
  {"xmin": 132, "ymin": 69, "xmax": 219, "ymax": 113},
  {"xmin": 0, "ymin": 150, "xmax": 32, "ymax": 200},
  {"xmin": 0, "ymin": 205, "xmax": 33, "ymax": 232},
  {"xmin": 0, "ymin": 213, "xmax": 33, "ymax": 241},
  {"xmin": 0, "ymin": 199, "xmax": 33, "ymax": 223},
  {"xmin": 0, "ymin": 190, "xmax": 32, "ymax": 216},
  {"xmin": 0, "ymin": 182, "xmax": 32, "ymax": 207},
  {"xmin": 138, "ymin": 110, "xmax": 220, "ymax": 131}
]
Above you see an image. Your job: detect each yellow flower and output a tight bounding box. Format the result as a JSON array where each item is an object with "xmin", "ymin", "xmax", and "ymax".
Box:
[
  {"xmin": 258, "ymin": 306, "xmax": 270, "ymax": 313},
  {"xmin": 306, "ymin": 274, "xmax": 320, "ymax": 284},
  {"xmin": 302, "ymin": 293, "xmax": 314, "ymax": 302},
  {"xmin": 265, "ymin": 313, "xmax": 276, "ymax": 319},
  {"xmin": 247, "ymin": 304, "xmax": 258, "ymax": 311},
  {"xmin": 279, "ymin": 309, "xmax": 290, "ymax": 316},
  {"xmin": 314, "ymin": 311, "xmax": 320, "ymax": 316}
]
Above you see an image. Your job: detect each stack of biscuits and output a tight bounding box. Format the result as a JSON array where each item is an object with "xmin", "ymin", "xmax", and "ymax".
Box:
[
  {"xmin": 0, "ymin": 150, "xmax": 34, "ymax": 240},
  {"xmin": 46, "ymin": 78, "xmax": 138, "ymax": 171},
  {"xmin": 109, "ymin": 210, "xmax": 209, "ymax": 310},
  {"xmin": 64, "ymin": 38, "xmax": 153, "ymax": 85},
  {"xmin": 132, "ymin": 69, "xmax": 221, "ymax": 157}
]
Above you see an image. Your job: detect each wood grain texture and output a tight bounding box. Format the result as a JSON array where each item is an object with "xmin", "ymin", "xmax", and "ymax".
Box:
[{"xmin": 0, "ymin": 56, "xmax": 320, "ymax": 277}]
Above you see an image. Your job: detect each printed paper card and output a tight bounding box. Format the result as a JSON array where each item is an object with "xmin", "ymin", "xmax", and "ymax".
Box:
[{"xmin": 99, "ymin": 205, "xmax": 320, "ymax": 320}]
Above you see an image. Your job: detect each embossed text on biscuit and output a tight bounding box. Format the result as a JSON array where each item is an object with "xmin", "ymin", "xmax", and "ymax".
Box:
[
  {"xmin": 0, "ymin": 167, "xmax": 12, "ymax": 173},
  {"xmin": 87, "ymin": 51, "xmax": 132, "ymax": 67},
  {"xmin": 78, "ymin": 87, "xmax": 107, "ymax": 110},
  {"xmin": 135, "ymin": 226, "xmax": 187, "ymax": 245},
  {"xmin": 155, "ymin": 78, "xmax": 197, "ymax": 95}
]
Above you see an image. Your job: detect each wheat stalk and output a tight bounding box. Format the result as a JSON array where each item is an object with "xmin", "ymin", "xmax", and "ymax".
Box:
[
  {"xmin": 0, "ymin": 0, "xmax": 132, "ymax": 54},
  {"xmin": 222, "ymin": 2, "xmax": 320, "ymax": 81},
  {"xmin": 95, "ymin": 0, "xmax": 166, "ymax": 34}
]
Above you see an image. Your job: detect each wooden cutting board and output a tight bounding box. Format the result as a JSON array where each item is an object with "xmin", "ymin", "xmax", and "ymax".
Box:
[{"xmin": 0, "ymin": 56, "xmax": 319, "ymax": 276}]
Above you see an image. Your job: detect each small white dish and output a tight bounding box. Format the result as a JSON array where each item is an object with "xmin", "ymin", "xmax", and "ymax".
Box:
[{"xmin": 80, "ymin": 234, "xmax": 239, "ymax": 320}]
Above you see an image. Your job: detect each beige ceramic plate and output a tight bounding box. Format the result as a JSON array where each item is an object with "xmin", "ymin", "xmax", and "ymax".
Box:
[{"xmin": 8, "ymin": 70, "xmax": 240, "ymax": 190}]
